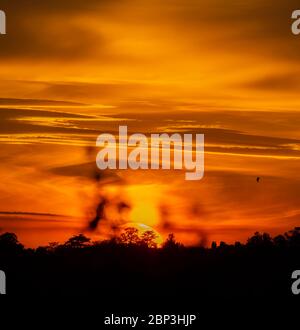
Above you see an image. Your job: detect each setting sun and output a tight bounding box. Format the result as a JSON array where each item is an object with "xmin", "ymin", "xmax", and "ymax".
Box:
[{"xmin": 122, "ymin": 222, "xmax": 163, "ymax": 246}]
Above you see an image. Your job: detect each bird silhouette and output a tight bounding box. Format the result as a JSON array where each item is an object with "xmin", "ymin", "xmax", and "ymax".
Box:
[{"xmin": 256, "ymin": 177, "xmax": 260, "ymax": 183}]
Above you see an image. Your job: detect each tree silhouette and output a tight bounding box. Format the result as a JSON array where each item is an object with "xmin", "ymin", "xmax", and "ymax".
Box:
[
  {"xmin": 219, "ymin": 241, "xmax": 228, "ymax": 250},
  {"xmin": 247, "ymin": 232, "xmax": 272, "ymax": 248},
  {"xmin": 0, "ymin": 227, "xmax": 299, "ymax": 297},
  {"xmin": 64, "ymin": 234, "xmax": 91, "ymax": 248},
  {"xmin": 46, "ymin": 242, "xmax": 60, "ymax": 252},
  {"xmin": 119, "ymin": 227, "xmax": 140, "ymax": 245},
  {"xmin": 273, "ymin": 234, "xmax": 286, "ymax": 248},
  {"xmin": 211, "ymin": 241, "xmax": 217, "ymax": 249},
  {"xmin": 0, "ymin": 232, "xmax": 24, "ymax": 253},
  {"xmin": 141, "ymin": 230, "xmax": 158, "ymax": 248},
  {"xmin": 162, "ymin": 233, "xmax": 182, "ymax": 250},
  {"xmin": 285, "ymin": 227, "xmax": 300, "ymax": 247}
]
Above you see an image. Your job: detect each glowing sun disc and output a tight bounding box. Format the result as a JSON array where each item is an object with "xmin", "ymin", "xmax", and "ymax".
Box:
[{"xmin": 122, "ymin": 222, "xmax": 163, "ymax": 245}]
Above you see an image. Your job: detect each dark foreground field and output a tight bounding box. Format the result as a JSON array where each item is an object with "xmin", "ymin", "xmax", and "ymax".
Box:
[{"xmin": 0, "ymin": 228, "xmax": 300, "ymax": 298}]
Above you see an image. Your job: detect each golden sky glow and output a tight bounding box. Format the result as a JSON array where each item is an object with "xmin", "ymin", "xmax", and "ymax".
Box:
[{"xmin": 0, "ymin": 0, "xmax": 300, "ymax": 246}]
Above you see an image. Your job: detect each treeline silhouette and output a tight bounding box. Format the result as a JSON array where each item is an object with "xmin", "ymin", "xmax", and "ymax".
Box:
[{"xmin": 0, "ymin": 227, "xmax": 300, "ymax": 297}]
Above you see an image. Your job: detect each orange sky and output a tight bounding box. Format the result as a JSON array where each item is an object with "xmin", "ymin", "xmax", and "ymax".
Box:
[{"xmin": 0, "ymin": 0, "xmax": 300, "ymax": 247}]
